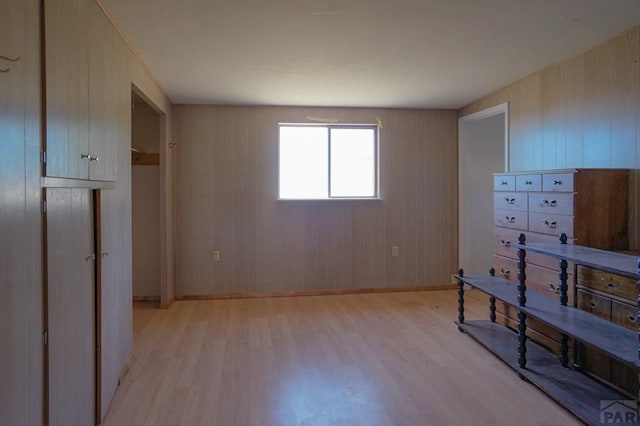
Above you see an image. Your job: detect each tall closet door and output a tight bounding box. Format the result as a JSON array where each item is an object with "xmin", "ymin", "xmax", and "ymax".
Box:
[{"xmin": 46, "ymin": 188, "xmax": 95, "ymax": 426}]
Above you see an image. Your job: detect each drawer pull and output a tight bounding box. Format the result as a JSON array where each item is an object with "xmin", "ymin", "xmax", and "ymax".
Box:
[
  {"xmin": 627, "ymin": 314, "xmax": 637, "ymax": 323},
  {"xmin": 505, "ymin": 197, "xmax": 515, "ymax": 204},
  {"xmin": 553, "ymin": 179, "xmax": 562, "ymax": 185},
  {"xmin": 547, "ymin": 283, "xmax": 560, "ymax": 294},
  {"xmin": 600, "ymin": 278, "xmax": 618, "ymax": 290},
  {"xmin": 500, "ymin": 268, "xmax": 510, "ymax": 276},
  {"xmin": 543, "ymin": 220, "xmax": 557, "ymax": 228},
  {"xmin": 500, "ymin": 240, "xmax": 511, "ymax": 247},
  {"xmin": 543, "ymin": 200, "xmax": 557, "ymax": 207},
  {"xmin": 506, "ymin": 216, "xmax": 516, "ymax": 223},
  {"xmin": 525, "ymin": 180, "xmax": 532, "ymax": 185},
  {"xmin": 589, "ymin": 300, "xmax": 597, "ymax": 309},
  {"xmin": 501, "ymin": 180, "xmax": 509, "ymax": 186}
]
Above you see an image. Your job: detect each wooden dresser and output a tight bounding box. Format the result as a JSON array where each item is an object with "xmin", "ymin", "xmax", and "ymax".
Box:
[
  {"xmin": 492, "ymin": 169, "xmax": 629, "ymax": 352},
  {"xmin": 577, "ymin": 263, "xmax": 639, "ymax": 397}
]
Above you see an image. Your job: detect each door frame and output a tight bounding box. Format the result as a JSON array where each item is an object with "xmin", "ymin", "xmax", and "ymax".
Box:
[{"xmin": 458, "ymin": 103, "xmax": 509, "ymax": 272}]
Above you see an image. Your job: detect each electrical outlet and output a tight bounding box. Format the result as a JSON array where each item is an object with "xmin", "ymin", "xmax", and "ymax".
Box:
[
  {"xmin": 212, "ymin": 250, "xmax": 220, "ymax": 262},
  {"xmin": 391, "ymin": 246, "xmax": 399, "ymax": 257}
]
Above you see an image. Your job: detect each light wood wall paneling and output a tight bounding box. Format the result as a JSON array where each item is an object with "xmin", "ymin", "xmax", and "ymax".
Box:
[
  {"xmin": 610, "ymin": 30, "xmax": 638, "ymax": 169},
  {"xmin": 561, "ymin": 53, "xmax": 585, "ymax": 168},
  {"xmin": 460, "ymin": 25, "xmax": 640, "ymax": 251},
  {"xmin": 583, "ymin": 40, "xmax": 612, "ymax": 168},
  {"xmin": 174, "ymin": 106, "xmax": 458, "ymax": 297},
  {"xmin": 0, "ymin": 1, "xmax": 43, "ymax": 425}
]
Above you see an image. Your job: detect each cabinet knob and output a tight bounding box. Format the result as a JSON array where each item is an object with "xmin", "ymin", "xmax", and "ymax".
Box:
[
  {"xmin": 542, "ymin": 200, "xmax": 557, "ymax": 207},
  {"xmin": 90, "ymin": 156, "xmax": 100, "ymax": 162},
  {"xmin": 547, "ymin": 283, "xmax": 560, "ymax": 294},
  {"xmin": 501, "ymin": 180, "xmax": 508, "ymax": 186},
  {"xmin": 500, "ymin": 240, "xmax": 510, "ymax": 247},
  {"xmin": 543, "ymin": 220, "xmax": 557, "ymax": 229},
  {"xmin": 589, "ymin": 300, "xmax": 597, "ymax": 309},
  {"xmin": 85, "ymin": 253, "xmax": 96, "ymax": 262},
  {"xmin": 500, "ymin": 268, "xmax": 510, "ymax": 276},
  {"xmin": 506, "ymin": 216, "xmax": 516, "ymax": 223},
  {"xmin": 600, "ymin": 278, "xmax": 618, "ymax": 290},
  {"xmin": 553, "ymin": 180, "xmax": 562, "ymax": 185},
  {"xmin": 81, "ymin": 153, "xmax": 92, "ymax": 161},
  {"xmin": 525, "ymin": 180, "xmax": 532, "ymax": 185},
  {"xmin": 627, "ymin": 314, "xmax": 636, "ymax": 323},
  {"xmin": 505, "ymin": 197, "xmax": 515, "ymax": 204}
]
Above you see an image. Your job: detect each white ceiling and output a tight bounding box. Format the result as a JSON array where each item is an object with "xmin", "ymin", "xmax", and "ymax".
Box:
[{"xmin": 101, "ymin": 0, "xmax": 640, "ymax": 109}]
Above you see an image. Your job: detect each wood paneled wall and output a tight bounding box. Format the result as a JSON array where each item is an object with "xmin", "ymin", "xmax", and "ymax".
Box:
[
  {"xmin": 173, "ymin": 106, "xmax": 458, "ymax": 296},
  {"xmin": 1, "ymin": 1, "xmax": 174, "ymax": 424},
  {"xmin": 0, "ymin": 1, "xmax": 43, "ymax": 424},
  {"xmin": 460, "ymin": 26, "xmax": 640, "ymax": 250}
]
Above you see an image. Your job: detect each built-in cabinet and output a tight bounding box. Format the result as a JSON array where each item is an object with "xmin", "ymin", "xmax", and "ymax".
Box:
[
  {"xmin": 44, "ymin": 0, "xmax": 117, "ymax": 181},
  {"xmin": 46, "ymin": 188, "xmax": 96, "ymax": 426}
]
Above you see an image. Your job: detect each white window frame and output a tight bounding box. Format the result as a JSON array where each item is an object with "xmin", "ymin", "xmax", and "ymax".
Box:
[{"xmin": 278, "ymin": 123, "xmax": 381, "ymax": 200}]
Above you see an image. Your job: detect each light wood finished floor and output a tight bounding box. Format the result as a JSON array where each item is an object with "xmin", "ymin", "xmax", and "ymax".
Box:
[{"xmin": 103, "ymin": 290, "xmax": 580, "ymax": 426}]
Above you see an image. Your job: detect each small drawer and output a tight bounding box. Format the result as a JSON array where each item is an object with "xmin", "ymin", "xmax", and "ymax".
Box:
[
  {"xmin": 577, "ymin": 266, "xmax": 637, "ymax": 300},
  {"xmin": 493, "ymin": 192, "xmax": 527, "ymax": 211},
  {"xmin": 542, "ymin": 173, "xmax": 574, "ymax": 192},
  {"xmin": 494, "ymin": 175, "xmax": 515, "ymax": 191},
  {"xmin": 492, "ymin": 255, "xmax": 517, "ymax": 282},
  {"xmin": 611, "ymin": 300, "xmax": 637, "ymax": 331},
  {"xmin": 494, "ymin": 209, "xmax": 527, "ymax": 230},
  {"xmin": 516, "ymin": 174, "xmax": 541, "ymax": 192},
  {"xmin": 528, "ymin": 212, "xmax": 573, "ymax": 237},
  {"xmin": 528, "ymin": 193, "xmax": 574, "ymax": 215},
  {"xmin": 576, "ymin": 289, "xmax": 611, "ymax": 320},
  {"xmin": 526, "ymin": 263, "xmax": 573, "ymax": 303}
]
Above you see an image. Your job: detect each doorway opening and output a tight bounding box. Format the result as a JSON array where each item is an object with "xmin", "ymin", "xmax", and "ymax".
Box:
[
  {"xmin": 131, "ymin": 90, "xmax": 162, "ymax": 304},
  {"xmin": 458, "ymin": 103, "xmax": 509, "ymax": 275}
]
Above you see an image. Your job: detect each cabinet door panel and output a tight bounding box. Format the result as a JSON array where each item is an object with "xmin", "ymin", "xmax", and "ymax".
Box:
[
  {"xmin": 87, "ymin": 0, "xmax": 116, "ymax": 181},
  {"xmin": 47, "ymin": 188, "xmax": 95, "ymax": 426},
  {"xmin": 45, "ymin": 0, "xmax": 89, "ymax": 179}
]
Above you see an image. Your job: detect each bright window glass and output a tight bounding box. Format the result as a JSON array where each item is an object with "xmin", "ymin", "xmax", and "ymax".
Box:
[{"xmin": 278, "ymin": 125, "xmax": 378, "ymax": 199}]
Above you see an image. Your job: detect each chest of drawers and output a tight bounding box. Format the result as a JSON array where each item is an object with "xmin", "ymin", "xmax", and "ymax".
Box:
[{"xmin": 492, "ymin": 168, "xmax": 629, "ymax": 351}]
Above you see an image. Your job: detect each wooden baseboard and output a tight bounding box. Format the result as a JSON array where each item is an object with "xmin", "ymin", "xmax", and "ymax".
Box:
[
  {"xmin": 118, "ymin": 356, "xmax": 136, "ymax": 386},
  {"xmin": 158, "ymin": 300, "xmax": 173, "ymax": 309},
  {"xmin": 174, "ymin": 284, "xmax": 457, "ymax": 301},
  {"xmin": 132, "ymin": 296, "xmax": 160, "ymax": 302}
]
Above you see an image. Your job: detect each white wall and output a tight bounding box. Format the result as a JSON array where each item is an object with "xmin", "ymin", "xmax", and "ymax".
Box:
[
  {"xmin": 132, "ymin": 166, "xmax": 160, "ymax": 298},
  {"xmin": 459, "ymin": 113, "xmax": 505, "ymax": 274}
]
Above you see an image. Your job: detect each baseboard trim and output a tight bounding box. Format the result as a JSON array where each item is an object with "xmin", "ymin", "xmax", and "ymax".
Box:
[
  {"xmin": 174, "ymin": 285, "xmax": 457, "ymax": 301},
  {"xmin": 158, "ymin": 300, "xmax": 173, "ymax": 309},
  {"xmin": 118, "ymin": 356, "xmax": 136, "ymax": 386},
  {"xmin": 132, "ymin": 296, "xmax": 160, "ymax": 302}
]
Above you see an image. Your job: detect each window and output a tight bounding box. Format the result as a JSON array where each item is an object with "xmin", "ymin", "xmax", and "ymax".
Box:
[{"xmin": 278, "ymin": 124, "xmax": 379, "ymax": 199}]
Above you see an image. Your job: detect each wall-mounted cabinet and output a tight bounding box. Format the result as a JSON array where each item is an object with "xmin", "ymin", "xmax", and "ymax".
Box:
[{"xmin": 44, "ymin": 0, "xmax": 117, "ymax": 182}]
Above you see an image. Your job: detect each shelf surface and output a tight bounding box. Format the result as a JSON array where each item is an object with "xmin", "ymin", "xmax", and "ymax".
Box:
[
  {"xmin": 517, "ymin": 242, "xmax": 640, "ymax": 280},
  {"xmin": 457, "ymin": 320, "xmax": 628, "ymax": 425},
  {"xmin": 456, "ymin": 274, "xmax": 640, "ymax": 368}
]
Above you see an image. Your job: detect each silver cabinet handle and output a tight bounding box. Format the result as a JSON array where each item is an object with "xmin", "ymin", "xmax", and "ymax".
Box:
[
  {"xmin": 500, "ymin": 240, "xmax": 510, "ymax": 247},
  {"xmin": 506, "ymin": 216, "xmax": 516, "ymax": 223},
  {"xmin": 543, "ymin": 220, "xmax": 557, "ymax": 228},
  {"xmin": 543, "ymin": 200, "xmax": 557, "ymax": 207},
  {"xmin": 81, "ymin": 154, "xmax": 100, "ymax": 162},
  {"xmin": 501, "ymin": 180, "xmax": 508, "ymax": 186},
  {"xmin": 85, "ymin": 253, "xmax": 96, "ymax": 262},
  {"xmin": 505, "ymin": 197, "xmax": 515, "ymax": 204},
  {"xmin": 553, "ymin": 179, "xmax": 562, "ymax": 185},
  {"xmin": 101, "ymin": 252, "xmax": 109, "ymax": 257}
]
